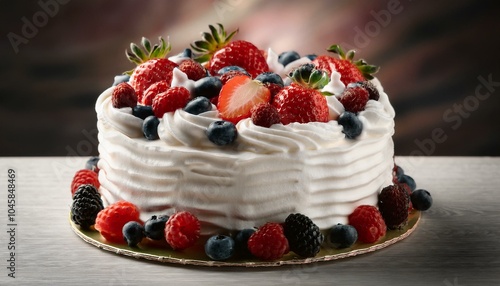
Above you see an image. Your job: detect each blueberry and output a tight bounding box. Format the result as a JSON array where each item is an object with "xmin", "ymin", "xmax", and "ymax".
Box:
[
  {"xmin": 396, "ymin": 165, "xmax": 405, "ymax": 182},
  {"xmin": 85, "ymin": 156, "xmax": 99, "ymax": 172},
  {"xmin": 400, "ymin": 175, "xmax": 416, "ymax": 191},
  {"xmin": 278, "ymin": 51, "xmax": 301, "ymax": 66},
  {"xmin": 144, "ymin": 215, "xmax": 169, "ymax": 240},
  {"xmin": 329, "ymin": 224, "xmax": 358, "ymax": 249},
  {"xmin": 305, "ymin": 54, "xmax": 317, "ymax": 61},
  {"xmin": 234, "ymin": 228, "xmax": 255, "ymax": 254},
  {"xmin": 206, "ymin": 120, "xmax": 237, "ymax": 146},
  {"xmin": 338, "ymin": 112, "xmax": 363, "ymax": 139},
  {"xmin": 205, "ymin": 235, "xmax": 235, "ymax": 261},
  {"xmin": 179, "ymin": 48, "xmax": 192, "ymax": 58},
  {"xmin": 112, "ymin": 74, "xmax": 130, "ymax": 86},
  {"xmin": 193, "ymin": 76, "xmax": 222, "ymax": 99},
  {"xmin": 132, "ymin": 105, "xmax": 154, "ymax": 120},
  {"xmin": 217, "ymin": 66, "xmax": 248, "ymax": 75},
  {"xmin": 142, "ymin": 116, "xmax": 160, "ymax": 140},
  {"xmin": 183, "ymin": 96, "xmax": 212, "ymax": 115},
  {"xmin": 411, "ymin": 189, "xmax": 433, "ymax": 211},
  {"xmin": 255, "ymin": 72, "xmax": 284, "ymax": 86},
  {"xmin": 122, "ymin": 221, "xmax": 145, "ymax": 247}
]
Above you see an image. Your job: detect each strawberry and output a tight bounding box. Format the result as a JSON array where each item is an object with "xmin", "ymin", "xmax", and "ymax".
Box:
[
  {"xmin": 219, "ymin": 70, "xmax": 249, "ymax": 85},
  {"xmin": 125, "ymin": 37, "xmax": 178, "ymax": 103},
  {"xmin": 152, "ymin": 87, "xmax": 191, "ymax": 118},
  {"xmin": 312, "ymin": 44, "xmax": 378, "ymax": 85},
  {"xmin": 272, "ymin": 64, "xmax": 330, "ymax": 125},
  {"xmin": 217, "ymin": 75, "xmax": 271, "ymax": 124},
  {"xmin": 338, "ymin": 85, "xmax": 370, "ymax": 113},
  {"xmin": 191, "ymin": 24, "xmax": 269, "ymax": 78},
  {"xmin": 179, "ymin": 59, "xmax": 206, "ymax": 81},
  {"xmin": 142, "ymin": 80, "xmax": 170, "ymax": 106}
]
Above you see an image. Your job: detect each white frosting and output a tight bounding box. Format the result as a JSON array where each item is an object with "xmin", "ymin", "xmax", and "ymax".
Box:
[
  {"xmin": 266, "ymin": 48, "xmax": 312, "ymax": 79},
  {"xmin": 95, "ymin": 77, "xmax": 395, "ymax": 234}
]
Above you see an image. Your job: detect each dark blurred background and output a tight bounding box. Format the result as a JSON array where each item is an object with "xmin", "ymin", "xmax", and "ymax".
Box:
[{"xmin": 1, "ymin": 0, "xmax": 499, "ymax": 157}]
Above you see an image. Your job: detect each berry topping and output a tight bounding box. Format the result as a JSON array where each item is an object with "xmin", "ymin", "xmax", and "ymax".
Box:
[
  {"xmin": 219, "ymin": 70, "xmax": 250, "ymax": 85},
  {"xmin": 85, "ymin": 156, "xmax": 100, "ymax": 173},
  {"xmin": 142, "ymin": 80, "xmax": 171, "ymax": 106},
  {"xmin": 193, "ymin": 76, "xmax": 223, "ymax": 99},
  {"xmin": 126, "ymin": 37, "xmax": 178, "ymax": 102},
  {"xmin": 152, "ymin": 86, "xmax": 191, "ymax": 118},
  {"xmin": 112, "ymin": 74, "xmax": 130, "ymax": 86},
  {"xmin": 132, "ymin": 105, "xmax": 154, "ymax": 120},
  {"xmin": 165, "ymin": 211, "xmax": 200, "ymax": 250},
  {"xmin": 348, "ymin": 205, "xmax": 387, "ymax": 244},
  {"xmin": 328, "ymin": 223, "xmax": 358, "ymax": 249},
  {"xmin": 248, "ymin": 222, "xmax": 289, "ymax": 260},
  {"xmin": 183, "ymin": 96, "xmax": 212, "ymax": 115},
  {"xmin": 278, "ymin": 51, "xmax": 301, "ymax": 66},
  {"xmin": 71, "ymin": 169, "xmax": 100, "ymax": 197},
  {"xmin": 205, "ymin": 235, "xmax": 235, "ymax": 261},
  {"xmin": 122, "ymin": 221, "xmax": 145, "ymax": 247},
  {"xmin": 95, "ymin": 201, "xmax": 141, "ymax": 243},
  {"xmin": 394, "ymin": 165, "xmax": 405, "ymax": 183},
  {"xmin": 411, "ymin": 189, "xmax": 433, "ymax": 211},
  {"xmin": 250, "ymin": 103, "xmax": 280, "ymax": 128},
  {"xmin": 400, "ymin": 174, "xmax": 417, "ymax": 191},
  {"xmin": 234, "ymin": 228, "xmax": 255, "ymax": 255},
  {"xmin": 191, "ymin": 24, "xmax": 269, "ymax": 78},
  {"xmin": 179, "ymin": 59, "xmax": 206, "ymax": 81},
  {"xmin": 217, "ymin": 75, "xmax": 271, "ymax": 124},
  {"xmin": 312, "ymin": 44, "xmax": 378, "ymax": 85},
  {"xmin": 255, "ymin": 72, "xmax": 284, "ymax": 86},
  {"xmin": 144, "ymin": 215, "xmax": 169, "ymax": 240},
  {"xmin": 347, "ymin": 80, "xmax": 380, "ymax": 101},
  {"xmin": 283, "ymin": 213, "xmax": 324, "ymax": 258},
  {"xmin": 142, "ymin": 116, "xmax": 160, "ymax": 140},
  {"xmin": 71, "ymin": 185, "xmax": 104, "ymax": 229},
  {"xmin": 338, "ymin": 85, "xmax": 369, "ymax": 113},
  {"xmin": 378, "ymin": 185, "xmax": 410, "ymax": 229},
  {"xmin": 338, "ymin": 112, "xmax": 363, "ymax": 139},
  {"xmin": 206, "ymin": 120, "xmax": 238, "ymax": 146},
  {"xmin": 112, "ymin": 82, "xmax": 137, "ymax": 108}
]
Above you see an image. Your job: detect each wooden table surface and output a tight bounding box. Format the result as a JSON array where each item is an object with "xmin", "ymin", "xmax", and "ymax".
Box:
[{"xmin": 0, "ymin": 156, "xmax": 499, "ymax": 285}]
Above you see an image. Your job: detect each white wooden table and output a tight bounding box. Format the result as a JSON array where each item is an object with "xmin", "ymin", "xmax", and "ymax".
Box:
[{"xmin": 0, "ymin": 157, "xmax": 498, "ymax": 285}]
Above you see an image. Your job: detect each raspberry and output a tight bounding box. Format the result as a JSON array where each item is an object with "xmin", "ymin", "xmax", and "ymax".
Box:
[
  {"xmin": 94, "ymin": 201, "xmax": 141, "ymax": 243},
  {"xmin": 71, "ymin": 185, "xmax": 104, "ymax": 229},
  {"xmin": 348, "ymin": 205, "xmax": 386, "ymax": 243},
  {"xmin": 283, "ymin": 213, "xmax": 324, "ymax": 258},
  {"xmin": 248, "ymin": 222, "xmax": 289, "ymax": 260},
  {"xmin": 142, "ymin": 80, "xmax": 170, "ymax": 106},
  {"xmin": 378, "ymin": 185, "xmax": 410, "ymax": 229},
  {"xmin": 152, "ymin": 87, "xmax": 191, "ymax": 118},
  {"xmin": 250, "ymin": 103, "xmax": 280, "ymax": 128},
  {"xmin": 164, "ymin": 211, "xmax": 200, "ymax": 250},
  {"xmin": 71, "ymin": 169, "xmax": 100, "ymax": 197},
  {"xmin": 112, "ymin": 82, "xmax": 137, "ymax": 108},
  {"xmin": 338, "ymin": 86, "xmax": 369, "ymax": 113},
  {"xmin": 179, "ymin": 59, "xmax": 206, "ymax": 81},
  {"xmin": 347, "ymin": 81, "xmax": 380, "ymax": 101}
]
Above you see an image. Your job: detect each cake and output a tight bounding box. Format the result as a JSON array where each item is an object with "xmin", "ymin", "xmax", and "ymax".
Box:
[{"xmin": 70, "ymin": 24, "xmax": 432, "ymax": 262}]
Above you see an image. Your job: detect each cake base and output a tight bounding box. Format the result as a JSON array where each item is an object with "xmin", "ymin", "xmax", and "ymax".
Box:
[{"xmin": 70, "ymin": 211, "xmax": 420, "ymax": 267}]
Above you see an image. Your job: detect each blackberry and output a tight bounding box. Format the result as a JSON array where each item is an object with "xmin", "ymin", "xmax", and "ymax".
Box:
[
  {"xmin": 284, "ymin": 213, "xmax": 324, "ymax": 258},
  {"xmin": 71, "ymin": 185, "xmax": 104, "ymax": 229}
]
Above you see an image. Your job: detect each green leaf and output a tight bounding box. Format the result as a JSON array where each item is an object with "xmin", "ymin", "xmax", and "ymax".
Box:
[
  {"xmin": 126, "ymin": 50, "xmax": 142, "ymax": 65},
  {"xmin": 131, "ymin": 43, "xmax": 146, "ymax": 61},
  {"xmin": 327, "ymin": 44, "xmax": 345, "ymax": 58},
  {"xmin": 192, "ymin": 40, "xmax": 211, "ymax": 52},
  {"xmin": 202, "ymin": 32, "xmax": 216, "ymax": 46},
  {"xmin": 141, "ymin": 37, "xmax": 151, "ymax": 53},
  {"xmin": 346, "ymin": 50, "xmax": 355, "ymax": 61},
  {"xmin": 194, "ymin": 54, "xmax": 211, "ymax": 63},
  {"xmin": 209, "ymin": 24, "xmax": 221, "ymax": 44}
]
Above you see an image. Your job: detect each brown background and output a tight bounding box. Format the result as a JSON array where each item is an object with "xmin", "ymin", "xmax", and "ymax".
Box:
[{"xmin": 1, "ymin": 0, "xmax": 499, "ymax": 156}]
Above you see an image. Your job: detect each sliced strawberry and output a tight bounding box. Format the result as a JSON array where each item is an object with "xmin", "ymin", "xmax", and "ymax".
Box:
[{"xmin": 217, "ymin": 75, "xmax": 271, "ymax": 124}]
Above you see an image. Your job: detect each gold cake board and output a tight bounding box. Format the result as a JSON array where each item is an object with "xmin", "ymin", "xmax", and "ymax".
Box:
[{"xmin": 70, "ymin": 211, "xmax": 420, "ymax": 267}]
